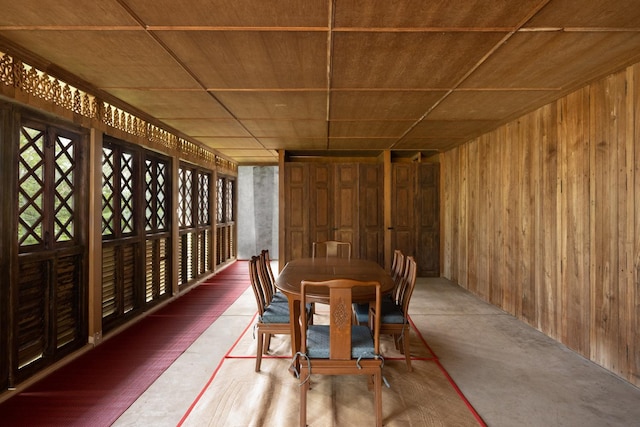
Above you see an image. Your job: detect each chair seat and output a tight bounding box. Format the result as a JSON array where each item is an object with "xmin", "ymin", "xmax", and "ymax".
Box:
[
  {"xmin": 306, "ymin": 325, "xmax": 375, "ymax": 359},
  {"xmin": 271, "ymin": 291, "xmax": 288, "ymax": 303},
  {"xmin": 260, "ymin": 301, "xmax": 290, "ymax": 323},
  {"xmin": 353, "ymin": 298, "xmax": 396, "ymax": 324},
  {"xmin": 379, "ymin": 303, "xmax": 407, "ymax": 324}
]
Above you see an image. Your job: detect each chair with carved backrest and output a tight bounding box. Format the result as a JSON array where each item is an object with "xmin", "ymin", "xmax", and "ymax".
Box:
[
  {"xmin": 311, "ymin": 240, "xmax": 352, "ymax": 259},
  {"xmin": 370, "ymin": 256, "xmax": 417, "ymax": 372},
  {"xmin": 294, "ymin": 278, "xmax": 383, "ymax": 427}
]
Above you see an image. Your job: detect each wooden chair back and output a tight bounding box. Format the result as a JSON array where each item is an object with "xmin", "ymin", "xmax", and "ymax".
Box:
[
  {"xmin": 257, "ymin": 251, "xmax": 275, "ymax": 303},
  {"xmin": 248, "ymin": 256, "xmax": 268, "ymax": 315},
  {"xmin": 300, "ymin": 279, "xmax": 381, "ymax": 360},
  {"xmin": 390, "ymin": 251, "xmax": 406, "ymax": 302},
  {"xmin": 398, "ymin": 256, "xmax": 418, "ymax": 316},
  {"xmin": 311, "ymin": 240, "xmax": 352, "ymax": 259}
]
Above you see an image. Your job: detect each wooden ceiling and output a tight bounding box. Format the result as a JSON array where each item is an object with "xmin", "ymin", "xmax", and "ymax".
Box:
[{"xmin": 1, "ymin": 0, "xmax": 640, "ymax": 164}]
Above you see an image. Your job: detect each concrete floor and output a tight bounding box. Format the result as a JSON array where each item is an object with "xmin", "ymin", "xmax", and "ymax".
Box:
[{"xmin": 114, "ymin": 277, "xmax": 640, "ymax": 427}]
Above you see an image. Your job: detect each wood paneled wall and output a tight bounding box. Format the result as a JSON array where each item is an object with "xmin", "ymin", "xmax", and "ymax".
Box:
[{"xmin": 441, "ymin": 62, "xmax": 640, "ymax": 387}]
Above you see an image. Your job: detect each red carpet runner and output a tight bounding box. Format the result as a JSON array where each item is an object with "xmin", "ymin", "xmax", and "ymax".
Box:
[{"xmin": 0, "ymin": 261, "xmax": 250, "ymax": 427}]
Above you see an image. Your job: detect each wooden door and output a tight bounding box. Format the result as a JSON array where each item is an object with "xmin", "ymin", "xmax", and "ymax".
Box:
[
  {"xmin": 309, "ymin": 164, "xmax": 332, "ymax": 246},
  {"xmin": 333, "ymin": 164, "xmax": 359, "ymax": 256},
  {"xmin": 284, "ymin": 163, "xmax": 308, "ymax": 261},
  {"xmin": 309, "ymin": 163, "xmax": 359, "ymax": 257},
  {"xmin": 417, "ymin": 163, "xmax": 440, "ymax": 276},
  {"xmin": 359, "ymin": 163, "xmax": 384, "ymax": 264},
  {"xmin": 391, "ymin": 163, "xmax": 415, "ymax": 259},
  {"xmin": 390, "ymin": 162, "xmax": 440, "ymax": 277}
]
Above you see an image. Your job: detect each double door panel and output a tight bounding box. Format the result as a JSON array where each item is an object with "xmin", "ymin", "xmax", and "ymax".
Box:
[
  {"xmin": 283, "ymin": 163, "xmax": 383, "ymax": 263},
  {"xmin": 310, "ymin": 164, "xmax": 358, "ymax": 250},
  {"xmin": 283, "ymin": 161, "xmax": 438, "ymax": 276}
]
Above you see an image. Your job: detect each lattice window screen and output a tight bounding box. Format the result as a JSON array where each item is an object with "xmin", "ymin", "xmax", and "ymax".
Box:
[
  {"xmin": 226, "ymin": 179, "xmax": 234, "ymax": 222},
  {"xmin": 120, "ymin": 153, "xmax": 134, "ymax": 234},
  {"xmin": 53, "ymin": 135, "xmax": 75, "ymax": 242},
  {"xmin": 217, "ymin": 177, "xmax": 224, "ymax": 223},
  {"xmin": 102, "ymin": 147, "xmax": 115, "ymax": 235},
  {"xmin": 18, "ymin": 126, "xmax": 45, "ymax": 247},
  {"xmin": 199, "ymin": 172, "xmax": 209, "ymax": 226}
]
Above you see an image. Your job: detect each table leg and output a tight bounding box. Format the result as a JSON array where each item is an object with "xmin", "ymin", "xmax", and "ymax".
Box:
[{"xmin": 285, "ymin": 292, "xmax": 302, "ymax": 374}]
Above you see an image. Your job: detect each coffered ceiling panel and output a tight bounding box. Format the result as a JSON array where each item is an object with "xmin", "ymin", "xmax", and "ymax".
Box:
[
  {"xmin": 162, "ymin": 118, "xmax": 252, "ymax": 138},
  {"xmin": 524, "ymin": 0, "xmax": 640, "ymax": 28},
  {"xmin": 331, "ymin": 32, "xmax": 507, "ymax": 89},
  {"xmin": 125, "ymin": 0, "xmax": 328, "ymax": 27},
  {"xmin": 428, "ymin": 90, "xmax": 557, "ymax": 120},
  {"xmin": 1, "ymin": 0, "xmax": 136, "ymax": 26},
  {"xmin": 461, "ymin": 31, "xmax": 640, "ymax": 89},
  {"xmin": 259, "ymin": 137, "xmax": 329, "ymax": 150},
  {"xmin": 328, "ymin": 138, "xmax": 402, "ymax": 151},
  {"xmin": 107, "ymin": 89, "xmax": 234, "ymax": 119},
  {"xmin": 329, "ymin": 91, "xmax": 446, "ymax": 120},
  {"xmin": 155, "ymin": 31, "xmax": 328, "ymax": 89},
  {"xmin": 0, "ymin": 30, "xmax": 198, "ymax": 88},
  {"xmin": 199, "ymin": 137, "xmax": 265, "ymax": 149},
  {"xmin": 404, "ymin": 119, "xmax": 500, "ymax": 140},
  {"xmin": 1, "ymin": 0, "xmax": 639, "ymax": 164},
  {"xmin": 240, "ymin": 119, "xmax": 327, "ymax": 139},
  {"xmin": 329, "ymin": 120, "xmax": 414, "ymax": 139},
  {"xmin": 334, "ymin": 0, "xmax": 545, "ymax": 28},
  {"xmin": 212, "ymin": 91, "xmax": 327, "ymax": 120}
]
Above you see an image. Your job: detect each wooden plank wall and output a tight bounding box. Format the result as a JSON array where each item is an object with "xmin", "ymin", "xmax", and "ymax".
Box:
[{"xmin": 441, "ymin": 62, "xmax": 640, "ymax": 387}]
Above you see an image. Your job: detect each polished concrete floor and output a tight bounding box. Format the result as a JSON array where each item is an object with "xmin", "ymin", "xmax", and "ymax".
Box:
[{"xmin": 114, "ymin": 277, "xmax": 640, "ymax": 427}]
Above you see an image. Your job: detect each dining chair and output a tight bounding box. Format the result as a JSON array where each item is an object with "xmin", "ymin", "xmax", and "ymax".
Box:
[
  {"xmin": 369, "ymin": 256, "xmax": 417, "ymax": 371},
  {"xmin": 294, "ymin": 278, "xmax": 383, "ymax": 427},
  {"xmin": 248, "ymin": 256, "xmax": 291, "ymax": 372},
  {"xmin": 352, "ymin": 249, "xmax": 406, "ymax": 325},
  {"xmin": 311, "ymin": 240, "xmax": 352, "ymax": 259}
]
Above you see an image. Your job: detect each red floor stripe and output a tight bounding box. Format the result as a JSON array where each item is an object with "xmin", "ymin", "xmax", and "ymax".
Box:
[
  {"xmin": 0, "ymin": 261, "xmax": 250, "ymax": 427},
  {"xmin": 180, "ymin": 314, "xmax": 486, "ymax": 426}
]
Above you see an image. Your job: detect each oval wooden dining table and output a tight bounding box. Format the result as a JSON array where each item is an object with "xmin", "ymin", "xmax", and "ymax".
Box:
[{"xmin": 275, "ymin": 257, "xmax": 395, "ymax": 364}]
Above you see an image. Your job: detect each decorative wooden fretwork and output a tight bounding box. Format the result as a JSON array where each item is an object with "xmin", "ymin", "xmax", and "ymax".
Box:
[
  {"xmin": 1, "ymin": 50, "xmax": 237, "ymax": 171},
  {"xmin": 332, "ymin": 297, "xmax": 349, "ymax": 331}
]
